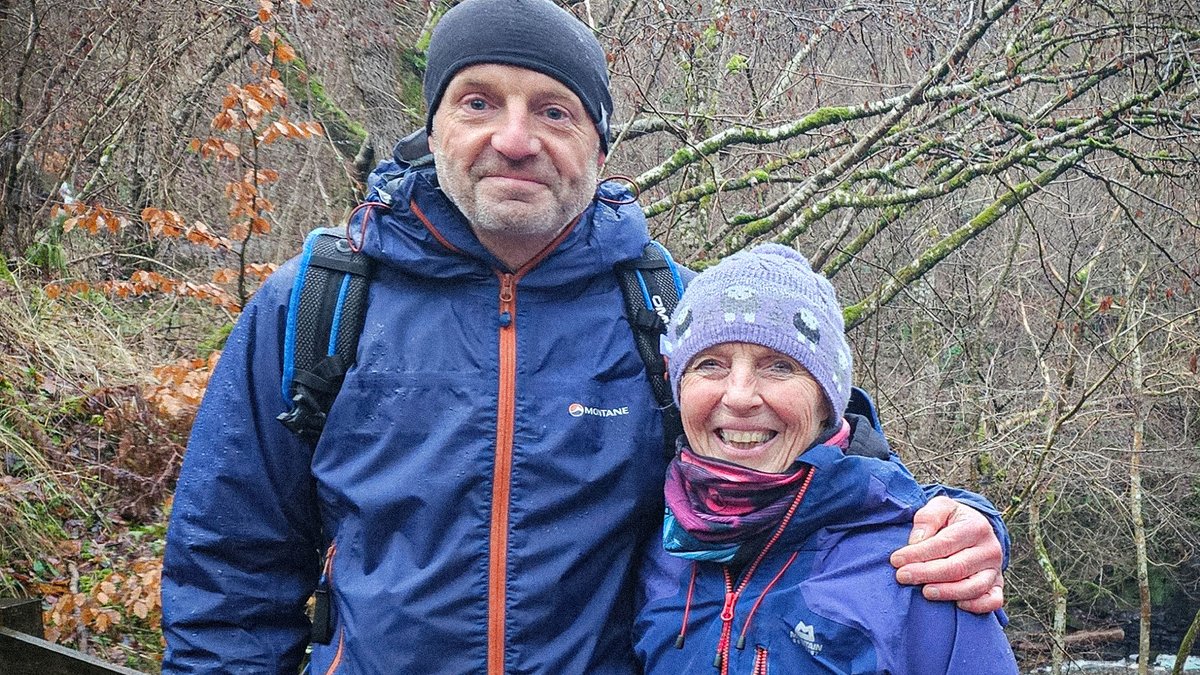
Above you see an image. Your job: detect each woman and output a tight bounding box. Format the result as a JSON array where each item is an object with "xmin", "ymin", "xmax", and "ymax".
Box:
[{"xmin": 633, "ymin": 244, "xmax": 1018, "ymax": 674}]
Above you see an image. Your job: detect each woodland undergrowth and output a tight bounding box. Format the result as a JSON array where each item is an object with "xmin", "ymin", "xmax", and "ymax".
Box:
[{"xmin": 0, "ymin": 274, "xmax": 221, "ymax": 670}]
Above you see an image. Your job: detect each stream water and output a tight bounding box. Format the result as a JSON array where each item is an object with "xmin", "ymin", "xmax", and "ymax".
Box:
[{"xmin": 1014, "ymin": 580, "xmax": 1198, "ymax": 674}]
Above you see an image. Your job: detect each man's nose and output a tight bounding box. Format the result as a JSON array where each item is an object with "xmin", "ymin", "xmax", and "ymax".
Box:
[{"xmin": 491, "ymin": 111, "xmax": 541, "ymax": 159}]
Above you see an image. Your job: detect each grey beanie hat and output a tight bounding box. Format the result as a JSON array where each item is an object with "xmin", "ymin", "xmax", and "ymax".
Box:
[
  {"xmin": 661, "ymin": 243, "xmax": 853, "ymax": 419},
  {"xmin": 423, "ymin": 0, "xmax": 613, "ymax": 152}
]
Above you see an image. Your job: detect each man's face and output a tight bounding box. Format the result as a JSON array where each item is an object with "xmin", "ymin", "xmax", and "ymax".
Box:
[{"xmin": 428, "ymin": 64, "xmax": 604, "ymax": 254}]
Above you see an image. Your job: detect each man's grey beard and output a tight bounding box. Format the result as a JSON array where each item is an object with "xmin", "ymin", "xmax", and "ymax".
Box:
[{"xmin": 432, "ymin": 148, "xmax": 599, "ymax": 241}]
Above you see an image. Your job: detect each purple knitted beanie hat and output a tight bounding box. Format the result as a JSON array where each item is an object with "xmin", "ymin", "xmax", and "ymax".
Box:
[{"xmin": 662, "ymin": 243, "xmax": 853, "ymax": 418}]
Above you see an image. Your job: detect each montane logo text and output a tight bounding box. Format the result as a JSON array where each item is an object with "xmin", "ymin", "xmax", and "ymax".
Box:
[{"xmin": 568, "ymin": 403, "xmax": 631, "ymax": 418}]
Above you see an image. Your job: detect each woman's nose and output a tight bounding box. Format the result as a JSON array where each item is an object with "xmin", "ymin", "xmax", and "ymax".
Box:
[{"xmin": 721, "ymin": 366, "xmax": 762, "ymax": 410}]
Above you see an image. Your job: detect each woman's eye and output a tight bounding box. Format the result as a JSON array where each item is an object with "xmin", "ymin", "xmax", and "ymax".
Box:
[
  {"xmin": 767, "ymin": 360, "xmax": 797, "ymax": 374},
  {"xmin": 691, "ymin": 358, "xmax": 723, "ymax": 372}
]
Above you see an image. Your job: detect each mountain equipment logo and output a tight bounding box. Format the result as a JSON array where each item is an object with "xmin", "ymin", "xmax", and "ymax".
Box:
[
  {"xmin": 789, "ymin": 620, "xmax": 823, "ymax": 656},
  {"xmin": 568, "ymin": 402, "xmax": 630, "ymax": 418}
]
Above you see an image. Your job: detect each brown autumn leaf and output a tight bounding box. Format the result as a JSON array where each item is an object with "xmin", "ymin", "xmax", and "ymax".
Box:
[
  {"xmin": 275, "ymin": 40, "xmax": 296, "ymax": 63},
  {"xmin": 212, "ymin": 268, "xmax": 239, "ymax": 284}
]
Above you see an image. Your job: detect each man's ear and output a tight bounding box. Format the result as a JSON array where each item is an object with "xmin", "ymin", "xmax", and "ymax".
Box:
[{"xmin": 596, "ymin": 151, "xmax": 607, "ymax": 168}]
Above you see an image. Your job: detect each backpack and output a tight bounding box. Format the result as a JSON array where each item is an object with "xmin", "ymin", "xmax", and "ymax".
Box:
[{"xmin": 276, "ymin": 227, "xmax": 687, "ymax": 455}]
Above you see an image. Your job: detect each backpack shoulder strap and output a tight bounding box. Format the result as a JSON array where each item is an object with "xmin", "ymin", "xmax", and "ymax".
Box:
[
  {"xmin": 615, "ymin": 241, "xmax": 686, "ymax": 457},
  {"xmin": 277, "ymin": 227, "xmax": 374, "ymax": 443}
]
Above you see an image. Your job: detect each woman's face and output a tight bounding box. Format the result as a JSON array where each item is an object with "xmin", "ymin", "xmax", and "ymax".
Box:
[{"xmin": 679, "ymin": 342, "xmax": 831, "ymax": 473}]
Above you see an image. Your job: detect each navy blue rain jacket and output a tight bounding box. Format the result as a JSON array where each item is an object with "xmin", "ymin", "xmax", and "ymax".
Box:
[
  {"xmin": 633, "ymin": 423, "xmax": 1019, "ymax": 675},
  {"xmin": 161, "ymin": 164, "xmax": 669, "ymax": 673}
]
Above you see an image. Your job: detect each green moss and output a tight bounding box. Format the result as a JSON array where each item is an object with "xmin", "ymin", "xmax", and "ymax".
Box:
[
  {"xmin": 842, "ymin": 303, "xmax": 865, "ymax": 328},
  {"xmin": 802, "ymin": 106, "xmax": 855, "ymax": 128},
  {"xmin": 396, "ymin": 48, "xmax": 427, "ymax": 122},
  {"xmin": 198, "ymin": 322, "xmax": 234, "ymax": 358}
]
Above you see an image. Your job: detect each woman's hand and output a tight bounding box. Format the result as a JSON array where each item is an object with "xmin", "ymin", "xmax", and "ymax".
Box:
[{"xmin": 888, "ymin": 496, "xmax": 1005, "ymax": 613}]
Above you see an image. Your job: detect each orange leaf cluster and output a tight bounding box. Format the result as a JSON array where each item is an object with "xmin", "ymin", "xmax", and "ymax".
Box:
[
  {"xmin": 133, "ymin": 210, "xmax": 234, "ymax": 251},
  {"xmin": 275, "ymin": 39, "xmax": 297, "ymax": 64},
  {"xmin": 53, "ymin": 202, "xmax": 131, "ymax": 235},
  {"xmin": 258, "ymin": 118, "xmax": 324, "ymax": 145},
  {"xmin": 190, "ymin": 136, "xmax": 241, "ymax": 159},
  {"xmin": 244, "ymin": 262, "xmax": 279, "ymax": 281},
  {"xmin": 179, "ymin": 281, "xmax": 242, "ymax": 311},
  {"xmin": 218, "ymin": 78, "xmax": 289, "ymax": 132},
  {"xmin": 226, "ymin": 172, "xmax": 277, "ymax": 239},
  {"xmin": 183, "ymin": 221, "xmax": 231, "ymax": 250},
  {"xmin": 43, "ymin": 557, "xmax": 163, "ymax": 644},
  {"xmin": 45, "ymin": 273, "xmax": 241, "ymax": 312},
  {"xmin": 147, "ymin": 352, "xmax": 219, "ymax": 421},
  {"xmin": 141, "ymin": 207, "xmax": 186, "ymax": 238}
]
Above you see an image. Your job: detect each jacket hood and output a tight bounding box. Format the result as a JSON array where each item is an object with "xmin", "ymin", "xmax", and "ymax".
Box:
[
  {"xmin": 359, "ymin": 144, "xmax": 650, "ymax": 287},
  {"xmin": 773, "ymin": 422, "xmax": 925, "ymax": 551}
]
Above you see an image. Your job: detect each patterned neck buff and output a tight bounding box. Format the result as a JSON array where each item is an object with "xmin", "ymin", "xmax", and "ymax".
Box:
[{"xmin": 662, "ymin": 419, "xmax": 849, "ymax": 563}]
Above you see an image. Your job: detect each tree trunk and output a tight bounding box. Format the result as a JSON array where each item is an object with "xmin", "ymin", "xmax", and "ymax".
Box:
[{"xmin": 1124, "ymin": 265, "xmax": 1152, "ymax": 675}]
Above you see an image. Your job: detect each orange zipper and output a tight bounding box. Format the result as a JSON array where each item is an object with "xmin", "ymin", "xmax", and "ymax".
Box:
[
  {"xmin": 321, "ymin": 542, "xmax": 343, "ymax": 674},
  {"xmin": 323, "ymin": 629, "xmax": 346, "ymax": 674},
  {"xmin": 478, "ymin": 219, "xmax": 577, "ymax": 675},
  {"xmin": 488, "ymin": 271, "xmax": 518, "ymax": 675}
]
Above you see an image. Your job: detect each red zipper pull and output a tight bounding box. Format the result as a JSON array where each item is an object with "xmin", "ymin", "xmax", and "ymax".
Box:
[
  {"xmin": 720, "ymin": 588, "xmax": 739, "ymax": 622},
  {"xmin": 714, "ymin": 579, "xmax": 739, "ymax": 670}
]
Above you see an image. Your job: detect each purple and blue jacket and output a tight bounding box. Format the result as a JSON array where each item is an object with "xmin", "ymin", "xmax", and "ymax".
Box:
[{"xmin": 634, "ymin": 422, "xmax": 1018, "ymax": 675}]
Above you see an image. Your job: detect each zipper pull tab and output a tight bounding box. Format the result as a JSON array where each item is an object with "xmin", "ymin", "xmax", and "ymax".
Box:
[
  {"xmin": 714, "ymin": 588, "xmax": 738, "ymax": 669},
  {"xmin": 720, "ymin": 590, "xmax": 739, "ymax": 622},
  {"xmin": 498, "ymin": 273, "xmax": 516, "ymax": 327},
  {"xmin": 311, "ymin": 581, "xmax": 333, "ymax": 644}
]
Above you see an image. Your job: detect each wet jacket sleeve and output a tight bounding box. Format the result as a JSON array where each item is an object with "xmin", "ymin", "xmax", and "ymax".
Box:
[
  {"xmin": 901, "ymin": 599, "xmax": 1020, "ymax": 674},
  {"xmin": 160, "ymin": 261, "xmax": 323, "ymax": 673}
]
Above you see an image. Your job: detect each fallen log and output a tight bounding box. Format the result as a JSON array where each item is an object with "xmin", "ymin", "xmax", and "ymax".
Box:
[{"xmin": 1011, "ymin": 627, "xmax": 1126, "ymax": 653}]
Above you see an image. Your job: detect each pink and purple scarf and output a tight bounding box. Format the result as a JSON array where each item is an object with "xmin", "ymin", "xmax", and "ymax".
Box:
[{"xmin": 662, "ymin": 419, "xmax": 849, "ymax": 563}]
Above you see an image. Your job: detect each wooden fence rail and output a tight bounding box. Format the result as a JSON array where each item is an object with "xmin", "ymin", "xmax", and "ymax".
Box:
[{"xmin": 0, "ymin": 598, "xmax": 145, "ymax": 674}]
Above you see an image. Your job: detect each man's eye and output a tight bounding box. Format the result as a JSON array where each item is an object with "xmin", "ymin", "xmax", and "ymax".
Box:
[
  {"xmin": 544, "ymin": 107, "xmax": 567, "ymax": 121},
  {"xmin": 467, "ymin": 98, "xmax": 488, "ymax": 111}
]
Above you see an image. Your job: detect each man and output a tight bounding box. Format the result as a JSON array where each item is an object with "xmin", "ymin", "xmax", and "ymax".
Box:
[{"xmin": 161, "ymin": 0, "xmax": 1006, "ymax": 672}]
